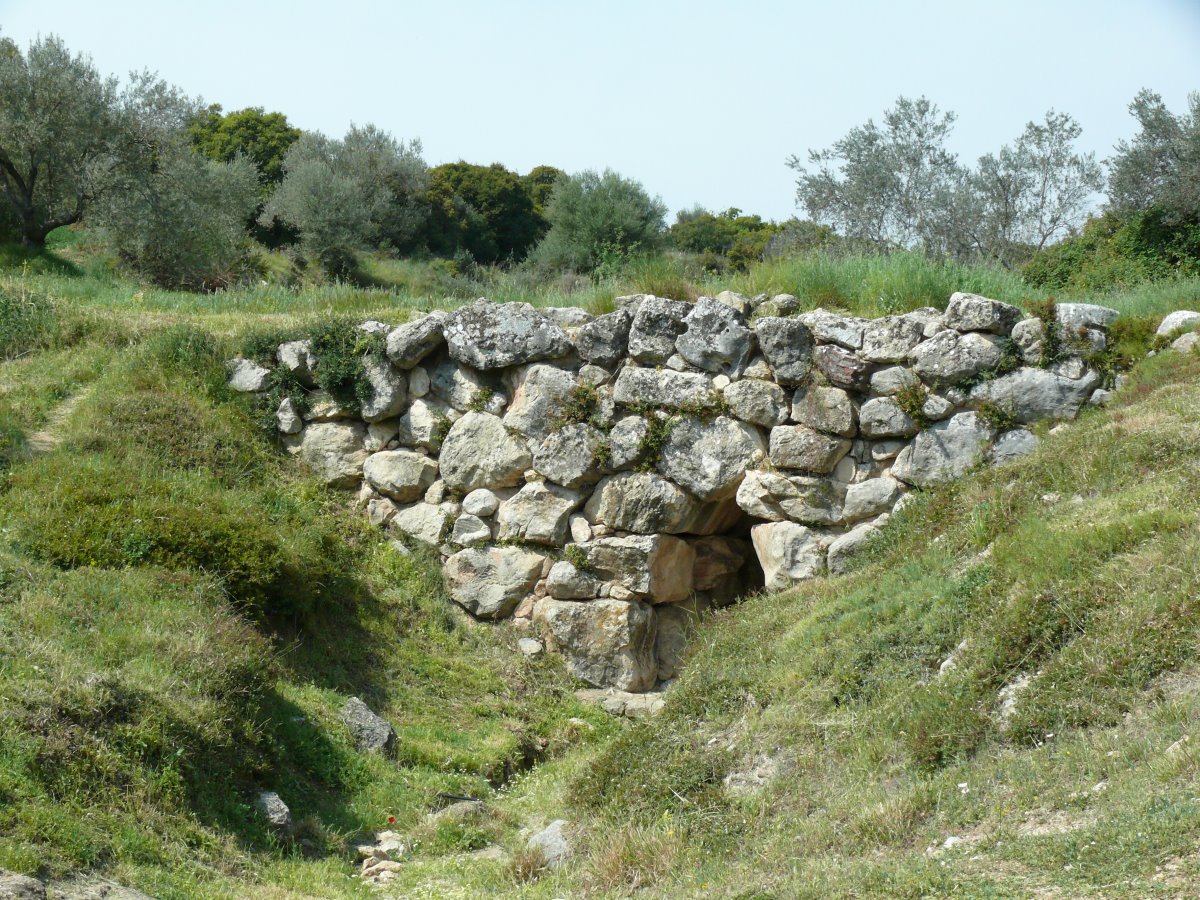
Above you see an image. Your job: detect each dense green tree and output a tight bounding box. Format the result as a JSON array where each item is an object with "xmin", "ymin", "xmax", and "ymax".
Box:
[
  {"xmin": 426, "ymin": 162, "xmax": 541, "ymax": 263},
  {"xmin": 522, "ymin": 164, "xmax": 565, "ymax": 219},
  {"xmin": 97, "ymin": 141, "xmax": 259, "ymax": 289},
  {"xmin": 669, "ymin": 207, "xmax": 781, "ymax": 271},
  {"xmin": 0, "ymin": 35, "xmax": 125, "ymax": 246},
  {"xmin": 263, "ymin": 125, "xmax": 427, "ymax": 276},
  {"xmin": 187, "ymin": 105, "xmax": 300, "ymax": 186},
  {"xmin": 531, "ymin": 169, "xmax": 667, "ymax": 272},
  {"xmin": 1108, "ymin": 89, "xmax": 1200, "ymax": 224}
]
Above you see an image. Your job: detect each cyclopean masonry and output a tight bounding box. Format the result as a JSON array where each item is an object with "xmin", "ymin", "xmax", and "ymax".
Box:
[{"xmin": 230, "ymin": 292, "xmax": 1118, "ymax": 692}]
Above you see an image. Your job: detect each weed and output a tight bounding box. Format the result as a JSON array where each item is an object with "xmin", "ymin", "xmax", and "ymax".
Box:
[
  {"xmin": 894, "ymin": 381, "xmax": 931, "ymax": 430},
  {"xmin": 976, "ymin": 398, "xmax": 1018, "ymax": 432},
  {"xmin": 467, "ymin": 387, "xmax": 497, "ymax": 413},
  {"xmin": 306, "ymin": 317, "xmax": 386, "ymax": 414},
  {"xmin": 563, "ymin": 543, "xmax": 592, "ymax": 572},
  {"xmin": 555, "ymin": 382, "xmax": 605, "ymax": 428},
  {"xmin": 635, "ymin": 412, "xmax": 677, "ymax": 471},
  {"xmin": 509, "ymin": 845, "xmax": 547, "ymax": 882}
]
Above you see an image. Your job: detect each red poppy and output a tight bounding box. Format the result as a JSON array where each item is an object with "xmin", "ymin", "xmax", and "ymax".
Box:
[{"xmin": 388, "ymin": 815, "xmax": 395, "ymax": 824}]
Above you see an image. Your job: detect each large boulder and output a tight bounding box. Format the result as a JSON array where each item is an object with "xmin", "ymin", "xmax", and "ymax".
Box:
[
  {"xmin": 1011, "ymin": 318, "xmax": 1046, "ymax": 366},
  {"xmin": 277, "ymin": 339, "xmax": 317, "ymax": 386},
  {"xmin": 546, "ymin": 560, "xmax": 603, "ymax": 600},
  {"xmin": 537, "ymin": 599, "xmax": 657, "ymax": 691},
  {"xmin": 909, "ymin": 329, "xmax": 1005, "ymax": 386},
  {"xmin": 942, "ymin": 292, "xmax": 1022, "ymax": 335},
  {"xmin": 576, "ymin": 307, "xmax": 633, "ymax": 367},
  {"xmin": 584, "ymin": 472, "xmax": 701, "ymax": 534},
  {"xmin": 389, "ymin": 501, "xmax": 453, "ymax": 546},
  {"xmin": 969, "ymin": 366, "xmax": 1101, "ymax": 423},
  {"xmin": 443, "ymin": 299, "xmax": 572, "ymax": 370},
  {"xmin": 439, "ymin": 412, "xmax": 531, "ymax": 491},
  {"xmin": 656, "ymin": 416, "xmax": 766, "ymax": 501},
  {"xmin": 339, "ymin": 697, "xmax": 397, "ymax": 754},
  {"xmin": 495, "ymin": 482, "xmax": 583, "ymax": 546},
  {"xmin": 754, "ymin": 317, "xmax": 814, "ymax": 385},
  {"xmin": 676, "ymin": 296, "xmax": 753, "ymax": 375},
  {"xmin": 612, "ymin": 367, "xmax": 718, "ymax": 409},
  {"xmin": 768, "ymin": 425, "xmax": 852, "ymax": 473},
  {"xmin": 228, "ymin": 357, "xmax": 271, "ymax": 392},
  {"xmin": 791, "ymin": 384, "xmax": 856, "ymax": 437},
  {"xmin": 533, "ymin": 424, "xmax": 605, "ymax": 489},
  {"xmin": 583, "ymin": 534, "xmax": 695, "ymax": 604},
  {"xmin": 444, "ymin": 546, "xmax": 545, "ymax": 619},
  {"xmin": 722, "ymin": 378, "xmax": 788, "ymax": 427},
  {"xmin": 283, "ymin": 422, "xmax": 369, "ymax": 488},
  {"xmin": 396, "ymin": 398, "xmax": 455, "ymax": 451},
  {"xmin": 359, "ymin": 358, "xmax": 408, "ymax": 423},
  {"xmin": 827, "ymin": 522, "xmax": 880, "ymax": 575},
  {"xmin": 426, "ymin": 356, "xmax": 504, "ymax": 413},
  {"xmin": 0, "ymin": 871, "xmax": 45, "ymax": 900},
  {"xmin": 1157, "ymin": 309, "xmax": 1200, "ymax": 337},
  {"xmin": 860, "ymin": 316, "xmax": 924, "ymax": 363},
  {"xmin": 751, "ymin": 521, "xmax": 827, "ymax": 588},
  {"xmin": 842, "ymin": 474, "xmax": 904, "ymax": 521},
  {"xmin": 362, "ymin": 449, "xmax": 438, "ymax": 502},
  {"xmin": 627, "ymin": 296, "xmax": 691, "ymax": 364},
  {"xmin": 1056, "ymin": 303, "xmax": 1119, "ymax": 332},
  {"xmin": 503, "ymin": 364, "xmax": 577, "ymax": 443},
  {"xmin": 891, "ymin": 411, "xmax": 995, "ymax": 487},
  {"xmin": 813, "ymin": 344, "xmax": 872, "ymax": 391},
  {"xmin": 798, "ymin": 309, "xmax": 866, "ymax": 349},
  {"xmin": 605, "ymin": 415, "xmax": 650, "ymax": 470},
  {"xmin": 735, "ymin": 469, "xmax": 844, "ymax": 525},
  {"xmin": 386, "ymin": 311, "xmax": 446, "ymax": 368}
]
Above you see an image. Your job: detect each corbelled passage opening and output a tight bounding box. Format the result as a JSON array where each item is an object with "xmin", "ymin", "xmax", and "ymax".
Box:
[{"xmin": 229, "ymin": 291, "xmax": 1117, "ymax": 693}]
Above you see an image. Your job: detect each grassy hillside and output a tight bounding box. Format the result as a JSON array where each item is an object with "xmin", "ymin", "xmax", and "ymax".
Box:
[{"xmin": 4, "ymin": 238, "xmax": 1200, "ymax": 897}]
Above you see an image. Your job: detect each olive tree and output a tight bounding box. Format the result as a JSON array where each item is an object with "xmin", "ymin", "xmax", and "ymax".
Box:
[
  {"xmin": 1108, "ymin": 89, "xmax": 1200, "ymax": 223},
  {"xmin": 263, "ymin": 124, "xmax": 427, "ymax": 276},
  {"xmin": 531, "ymin": 169, "xmax": 667, "ymax": 272}
]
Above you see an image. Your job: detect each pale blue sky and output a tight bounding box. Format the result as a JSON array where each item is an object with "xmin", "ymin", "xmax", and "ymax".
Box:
[{"xmin": 2, "ymin": 0, "xmax": 1198, "ymax": 220}]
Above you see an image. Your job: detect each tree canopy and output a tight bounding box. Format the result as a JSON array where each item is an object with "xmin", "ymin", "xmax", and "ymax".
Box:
[{"xmin": 188, "ymin": 105, "xmax": 301, "ymax": 187}]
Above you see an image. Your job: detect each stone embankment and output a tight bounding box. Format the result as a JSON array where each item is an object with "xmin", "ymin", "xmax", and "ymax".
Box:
[{"xmin": 230, "ymin": 291, "xmax": 1125, "ymax": 691}]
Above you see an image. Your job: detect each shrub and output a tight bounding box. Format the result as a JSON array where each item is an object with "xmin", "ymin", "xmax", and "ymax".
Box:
[
  {"xmin": 0, "ymin": 281, "xmax": 58, "ymax": 360},
  {"xmin": 306, "ymin": 317, "xmax": 386, "ymax": 414}
]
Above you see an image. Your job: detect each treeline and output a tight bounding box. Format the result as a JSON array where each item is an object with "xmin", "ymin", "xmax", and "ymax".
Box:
[{"xmin": 0, "ymin": 33, "xmax": 1196, "ymax": 295}]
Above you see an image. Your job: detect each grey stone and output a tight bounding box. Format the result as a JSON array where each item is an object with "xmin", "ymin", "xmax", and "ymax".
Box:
[
  {"xmin": 798, "ymin": 309, "xmax": 866, "ymax": 349},
  {"xmin": 612, "ymin": 366, "xmax": 718, "ymax": 409},
  {"xmin": 533, "ymin": 424, "xmax": 605, "ymax": 489},
  {"xmin": 283, "ymin": 421, "xmax": 369, "ymax": 488},
  {"xmin": 1157, "ymin": 309, "xmax": 1200, "ymax": 336},
  {"xmin": 1172, "ymin": 331, "xmax": 1200, "ymax": 353},
  {"xmin": 870, "ymin": 365, "xmax": 920, "ymax": 395},
  {"xmin": 276, "ymin": 397, "xmax": 303, "ymax": 434},
  {"xmin": 1050, "ymin": 357, "xmax": 1088, "ymax": 380},
  {"xmin": 923, "ymin": 393, "xmax": 956, "ymax": 421},
  {"xmin": 891, "ymin": 412, "xmax": 996, "ymax": 487},
  {"xmin": 605, "ymin": 416, "xmax": 649, "ymax": 470},
  {"xmin": 444, "ymin": 546, "xmax": 545, "ymax": 619},
  {"xmin": 827, "ymin": 522, "xmax": 880, "ymax": 575},
  {"xmin": 576, "ymin": 307, "xmax": 632, "ymax": 367},
  {"xmin": 904, "ymin": 307, "xmax": 947, "ymax": 338},
  {"xmin": 537, "ymin": 599, "xmax": 657, "ymax": 691},
  {"xmin": 943, "ymin": 292, "xmax": 1023, "ymax": 335},
  {"xmin": 443, "ymin": 299, "xmax": 571, "ymax": 369},
  {"xmin": 496, "ymin": 482, "xmax": 582, "ymax": 546},
  {"xmin": 462, "ymin": 488, "xmax": 499, "ymax": 517},
  {"xmin": 722, "ymin": 378, "xmax": 789, "ymax": 427},
  {"xmin": 1056, "ymin": 303, "xmax": 1120, "ymax": 332},
  {"xmin": 396, "ymin": 398, "xmax": 454, "ymax": 452},
  {"xmin": 735, "ymin": 469, "xmax": 844, "ymax": 525},
  {"xmin": 577, "ymin": 364, "xmax": 612, "ymax": 386},
  {"xmin": 363, "ymin": 449, "xmax": 438, "ymax": 502},
  {"xmin": 0, "ymin": 871, "xmax": 44, "ymax": 900},
  {"xmin": 503, "ymin": 364, "xmax": 577, "ymax": 442},
  {"xmin": 769, "ymin": 425, "xmax": 852, "ymax": 473},
  {"xmin": 861, "ymin": 316, "xmax": 925, "ymax": 363},
  {"xmin": 676, "ymin": 296, "xmax": 753, "ymax": 375},
  {"xmin": 425, "ymin": 356, "xmax": 504, "ymax": 415},
  {"xmin": 583, "ymin": 534, "xmax": 695, "ymax": 604},
  {"xmin": 754, "ymin": 316, "xmax": 815, "ymax": 385},
  {"xmin": 277, "ymin": 339, "xmax": 317, "ymax": 386},
  {"xmin": 909, "ymin": 329, "xmax": 1005, "ymax": 386},
  {"xmin": 813, "ymin": 344, "xmax": 872, "ymax": 391},
  {"xmin": 360, "ymin": 357, "xmax": 408, "ymax": 423},
  {"xmin": 339, "ymin": 697, "xmax": 397, "ymax": 754},
  {"xmin": 969, "ymin": 366, "xmax": 1101, "ymax": 423},
  {"xmin": 1011, "ymin": 318, "xmax": 1045, "ymax": 365},
  {"xmin": 546, "ymin": 560, "xmax": 602, "ymax": 599},
  {"xmin": 386, "ymin": 312, "xmax": 446, "ymax": 368},
  {"xmin": 791, "ymin": 384, "xmax": 856, "ymax": 437},
  {"xmin": 751, "ymin": 521, "xmax": 826, "ymax": 588},
  {"xmin": 657, "ymin": 416, "xmax": 766, "ymax": 501},
  {"xmin": 439, "ymin": 412, "xmax": 531, "ymax": 492},
  {"xmin": 357, "ymin": 320, "xmax": 390, "ymax": 335},
  {"xmin": 256, "ymin": 791, "xmax": 293, "ymax": 833},
  {"xmin": 517, "ymin": 637, "xmax": 545, "ymax": 659},
  {"xmin": 843, "ymin": 475, "xmax": 904, "ymax": 521},
  {"xmin": 714, "ymin": 290, "xmax": 753, "ymax": 315},
  {"xmin": 367, "ymin": 498, "xmax": 398, "ymax": 527},
  {"xmin": 870, "ymin": 438, "xmax": 908, "ymax": 461},
  {"xmin": 627, "ymin": 296, "xmax": 691, "ymax": 364},
  {"xmin": 228, "ymin": 357, "xmax": 271, "ymax": 392},
  {"xmin": 408, "ymin": 365, "xmax": 430, "ymax": 398},
  {"xmin": 389, "ymin": 501, "xmax": 452, "ymax": 546},
  {"xmin": 365, "ymin": 419, "xmax": 399, "ymax": 452},
  {"xmin": 450, "ymin": 513, "xmax": 492, "ymax": 545},
  {"xmin": 584, "ymin": 472, "xmax": 700, "ymax": 534},
  {"xmin": 991, "ymin": 428, "xmax": 1040, "ymax": 464},
  {"xmin": 858, "ymin": 397, "xmax": 919, "ymax": 438},
  {"xmin": 302, "ymin": 390, "xmax": 354, "ymax": 422},
  {"xmin": 569, "ymin": 514, "xmax": 592, "ymax": 543},
  {"xmin": 542, "ymin": 306, "xmax": 592, "ymax": 329}
]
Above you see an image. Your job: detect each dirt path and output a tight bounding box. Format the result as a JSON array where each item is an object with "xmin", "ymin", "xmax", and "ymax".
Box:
[{"xmin": 24, "ymin": 387, "xmax": 90, "ymax": 454}]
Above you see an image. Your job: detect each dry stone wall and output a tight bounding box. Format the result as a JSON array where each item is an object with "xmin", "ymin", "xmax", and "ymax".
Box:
[{"xmin": 229, "ymin": 291, "xmax": 1120, "ymax": 692}]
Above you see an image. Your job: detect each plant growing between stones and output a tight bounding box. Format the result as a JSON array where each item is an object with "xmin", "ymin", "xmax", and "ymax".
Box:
[
  {"xmin": 555, "ymin": 382, "xmax": 605, "ymax": 428},
  {"xmin": 306, "ymin": 317, "xmax": 386, "ymax": 414},
  {"xmin": 563, "ymin": 543, "xmax": 592, "ymax": 572},
  {"xmin": 467, "ymin": 387, "xmax": 497, "ymax": 413},
  {"xmin": 894, "ymin": 382, "xmax": 931, "ymax": 430},
  {"xmin": 634, "ymin": 412, "xmax": 677, "ymax": 472},
  {"xmin": 976, "ymin": 398, "xmax": 1018, "ymax": 432}
]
